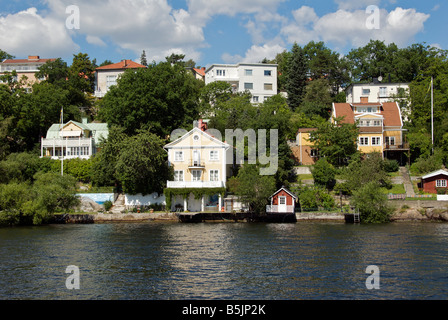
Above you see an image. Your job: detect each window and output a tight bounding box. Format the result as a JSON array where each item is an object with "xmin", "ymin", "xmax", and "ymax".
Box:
[
  {"xmin": 210, "ymin": 170, "xmax": 219, "ymax": 181},
  {"xmin": 106, "ymin": 75, "xmax": 117, "ymax": 88},
  {"xmin": 310, "ymin": 149, "xmax": 318, "ymax": 157},
  {"xmin": 216, "ymin": 69, "xmax": 225, "ymax": 76},
  {"xmin": 193, "ymin": 135, "xmax": 199, "ymax": 141},
  {"xmin": 192, "ymin": 170, "xmax": 202, "ymax": 181},
  {"xmin": 253, "ymin": 96, "xmax": 259, "ymax": 103},
  {"xmin": 174, "ymin": 151, "xmax": 183, "ymax": 161},
  {"xmin": 385, "ymin": 136, "xmax": 395, "ymax": 146},
  {"xmin": 279, "ymin": 196, "xmax": 286, "ymax": 205},
  {"xmin": 436, "ymin": 179, "xmax": 447, "ymax": 188},
  {"xmin": 264, "ymin": 83, "xmax": 273, "ymax": 91},
  {"xmin": 362, "ymin": 88, "xmax": 370, "ymax": 95},
  {"xmin": 373, "ymin": 120, "xmax": 381, "ymax": 126},
  {"xmin": 174, "ymin": 170, "xmax": 184, "ymax": 181},
  {"xmin": 379, "ymin": 87, "xmax": 387, "ymax": 97},
  {"xmin": 245, "ymin": 69, "xmax": 253, "ymax": 76},
  {"xmin": 209, "ymin": 150, "xmax": 219, "ymax": 161},
  {"xmin": 244, "ymin": 82, "xmax": 253, "ymax": 90},
  {"xmin": 371, "ymin": 137, "xmax": 381, "ymax": 146},
  {"xmin": 264, "ymin": 70, "xmax": 272, "ymax": 76},
  {"xmin": 359, "ymin": 137, "xmax": 369, "ymax": 146}
]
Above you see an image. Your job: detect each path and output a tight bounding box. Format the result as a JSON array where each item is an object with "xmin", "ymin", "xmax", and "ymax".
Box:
[{"xmin": 400, "ymin": 166, "xmax": 415, "ymax": 198}]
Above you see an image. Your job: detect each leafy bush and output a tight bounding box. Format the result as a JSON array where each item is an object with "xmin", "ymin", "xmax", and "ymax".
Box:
[
  {"xmin": 383, "ymin": 159, "xmax": 399, "ymax": 173},
  {"xmin": 103, "ymin": 200, "xmax": 113, "ymax": 211},
  {"xmin": 351, "ymin": 182, "xmax": 394, "ymax": 223}
]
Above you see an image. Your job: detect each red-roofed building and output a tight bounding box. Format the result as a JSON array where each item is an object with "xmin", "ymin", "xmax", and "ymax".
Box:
[
  {"xmin": 0, "ymin": 55, "xmax": 56, "ymax": 88},
  {"xmin": 187, "ymin": 67, "xmax": 206, "ymax": 81},
  {"xmin": 94, "ymin": 59, "xmax": 147, "ymax": 97},
  {"xmin": 331, "ymin": 101, "xmax": 409, "ymax": 164}
]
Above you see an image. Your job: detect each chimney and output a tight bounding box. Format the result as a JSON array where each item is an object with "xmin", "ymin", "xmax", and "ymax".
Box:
[
  {"xmin": 123, "ymin": 60, "xmax": 127, "ymax": 67},
  {"xmin": 360, "ymin": 96, "xmax": 369, "ymax": 103},
  {"xmin": 28, "ymin": 56, "xmax": 39, "ymax": 61}
]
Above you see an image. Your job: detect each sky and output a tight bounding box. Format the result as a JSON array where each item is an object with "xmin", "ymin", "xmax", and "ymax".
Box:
[{"xmin": 0, "ymin": 0, "xmax": 446, "ymax": 68}]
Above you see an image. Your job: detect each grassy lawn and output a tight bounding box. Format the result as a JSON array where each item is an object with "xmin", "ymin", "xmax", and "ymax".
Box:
[{"xmin": 382, "ymin": 184, "xmax": 406, "ymax": 194}]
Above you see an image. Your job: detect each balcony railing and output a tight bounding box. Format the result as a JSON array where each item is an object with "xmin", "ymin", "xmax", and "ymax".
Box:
[
  {"xmin": 384, "ymin": 143, "xmax": 410, "ymax": 150},
  {"xmin": 188, "ymin": 161, "xmax": 206, "ymax": 168},
  {"xmin": 167, "ymin": 181, "xmax": 225, "ymax": 188},
  {"xmin": 266, "ymin": 205, "xmax": 295, "ymax": 213},
  {"xmin": 41, "ymin": 138, "xmax": 93, "ymax": 148}
]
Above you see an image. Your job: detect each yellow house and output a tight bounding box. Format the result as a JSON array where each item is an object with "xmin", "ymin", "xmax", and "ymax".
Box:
[
  {"xmin": 163, "ymin": 125, "xmax": 232, "ymax": 212},
  {"xmin": 295, "ymin": 128, "xmax": 318, "ymax": 165},
  {"xmin": 331, "ymin": 101, "xmax": 409, "ymax": 164}
]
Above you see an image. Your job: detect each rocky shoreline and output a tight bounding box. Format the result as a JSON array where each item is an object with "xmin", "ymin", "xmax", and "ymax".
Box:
[{"xmin": 74, "ymin": 196, "xmax": 448, "ymax": 223}]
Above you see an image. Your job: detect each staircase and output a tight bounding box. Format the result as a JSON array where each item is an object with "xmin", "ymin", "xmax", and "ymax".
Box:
[
  {"xmin": 110, "ymin": 194, "xmax": 126, "ymax": 213},
  {"xmin": 353, "ymin": 208, "xmax": 360, "ymax": 223}
]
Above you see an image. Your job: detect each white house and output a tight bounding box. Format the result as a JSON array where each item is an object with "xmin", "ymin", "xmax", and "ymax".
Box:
[
  {"xmin": 164, "ymin": 121, "xmax": 233, "ymax": 212},
  {"xmin": 94, "ymin": 59, "xmax": 146, "ymax": 97},
  {"xmin": 345, "ymin": 82, "xmax": 410, "ymax": 104},
  {"xmin": 40, "ymin": 118, "xmax": 108, "ymax": 160},
  {"xmin": 205, "ymin": 63, "xmax": 278, "ymax": 103}
]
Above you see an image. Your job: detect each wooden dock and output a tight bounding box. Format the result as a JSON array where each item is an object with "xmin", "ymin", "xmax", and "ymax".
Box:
[{"xmin": 176, "ymin": 212, "xmax": 297, "ymax": 223}]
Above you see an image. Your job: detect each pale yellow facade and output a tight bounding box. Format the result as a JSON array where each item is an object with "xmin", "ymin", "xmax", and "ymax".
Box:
[{"xmin": 164, "ymin": 127, "xmax": 232, "ymax": 212}]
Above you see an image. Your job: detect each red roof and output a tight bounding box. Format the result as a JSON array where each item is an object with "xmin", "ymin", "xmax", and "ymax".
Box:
[
  {"xmin": 332, "ymin": 102, "xmax": 402, "ymax": 127},
  {"xmin": 2, "ymin": 56, "xmax": 56, "ymax": 64},
  {"xmin": 96, "ymin": 60, "xmax": 147, "ymax": 71},
  {"xmin": 193, "ymin": 67, "xmax": 205, "ymax": 76}
]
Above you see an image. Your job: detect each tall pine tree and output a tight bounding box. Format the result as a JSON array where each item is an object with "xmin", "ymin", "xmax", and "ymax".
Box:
[
  {"xmin": 140, "ymin": 50, "xmax": 148, "ymax": 67},
  {"xmin": 286, "ymin": 43, "xmax": 307, "ymax": 111}
]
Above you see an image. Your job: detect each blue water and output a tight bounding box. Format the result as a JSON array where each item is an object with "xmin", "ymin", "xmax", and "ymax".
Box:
[{"xmin": 1, "ymin": 221, "xmax": 448, "ymax": 300}]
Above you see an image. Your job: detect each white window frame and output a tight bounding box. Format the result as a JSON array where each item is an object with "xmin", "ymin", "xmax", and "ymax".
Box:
[
  {"xmin": 192, "ymin": 170, "xmax": 202, "ymax": 182},
  {"xmin": 385, "ymin": 136, "xmax": 395, "ymax": 146},
  {"xmin": 359, "ymin": 137, "xmax": 369, "ymax": 146},
  {"xmin": 174, "ymin": 151, "xmax": 183, "ymax": 161},
  {"xmin": 106, "ymin": 75, "xmax": 117, "ymax": 89},
  {"xmin": 244, "ymin": 82, "xmax": 253, "ymax": 90},
  {"xmin": 264, "ymin": 70, "xmax": 272, "ymax": 76},
  {"xmin": 379, "ymin": 87, "xmax": 387, "ymax": 97},
  {"xmin": 209, "ymin": 150, "xmax": 219, "ymax": 161},
  {"xmin": 371, "ymin": 137, "xmax": 381, "ymax": 146},
  {"xmin": 174, "ymin": 170, "xmax": 184, "ymax": 182},
  {"xmin": 245, "ymin": 69, "xmax": 253, "ymax": 76},
  {"xmin": 279, "ymin": 196, "xmax": 286, "ymax": 205},
  {"xmin": 209, "ymin": 170, "xmax": 219, "ymax": 182},
  {"xmin": 436, "ymin": 179, "xmax": 447, "ymax": 188},
  {"xmin": 264, "ymin": 83, "xmax": 273, "ymax": 91},
  {"xmin": 362, "ymin": 88, "xmax": 370, "ymax": 95}
]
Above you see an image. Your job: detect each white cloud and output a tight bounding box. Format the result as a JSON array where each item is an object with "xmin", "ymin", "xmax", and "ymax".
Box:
[
  {"xmin": 222, "ymin": 43, "xmax": 286, "ymax": 64},
  {"xmin": 282, "ymin": 6, "xmax": 430, "ymax": 49},
  {"xmin": 0, "ymin": 7, "xmax": 79, "ymax": 58},
  {"xmin": 86, "ymin": 35, "xmax": 106, "ymax": 47}
]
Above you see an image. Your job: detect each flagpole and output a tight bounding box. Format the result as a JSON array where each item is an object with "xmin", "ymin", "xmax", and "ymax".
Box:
[
  {"xmin": 60, "ymin": 106, "xmax": 64, "ymax": 176},
  {"xmin": 431, "ymin": 76, "xmax": 434, "ymax": 155}
]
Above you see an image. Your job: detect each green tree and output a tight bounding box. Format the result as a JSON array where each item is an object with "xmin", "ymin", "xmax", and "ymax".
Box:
[
  {"xmin": 229, "ymin": 164, "xmax": 276, "ymax": 214},
  {"xmin": 69, "ymin": 53, "xmax": 96, "ymax": 94},
  {"xmin": 311, "ymin": 158, "xmax": 337, "ymax": 190},
  {"xmin": 308, "ymin": 117, "xmax": 359, "ymax": 166},
  {"xmin": 285, "ymin": 43, "xmax": 307, "ymax": 111},
  {"xmin": 351, "ymin": 181, "xmax": 393, "ymax": 223},
  {"xmin": 114, "ymin": 130, "xmax": 172, "ymax": 195},
  {"xmin": 99, "ymin": 61, "xmax": 202, "ymax": 137},
  {"xmin": 140, "ymin": 50, "xmax": 148, "ymax": 67},
  {"xmin": 342, "ymin": 153, "xmax": 392, "ymax": 191},
  {"xmin": 36, "ymin": 58, "xmax": 69, "ymax": 85},
  {"xmin": 0, "ymin": 49, "xmax": 14, "ymax": 61}
]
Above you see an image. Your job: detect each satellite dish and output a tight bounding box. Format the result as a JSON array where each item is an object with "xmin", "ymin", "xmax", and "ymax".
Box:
[{"xmin": 378, "ymin": 76, "xmax": 383, "ymax": 82}]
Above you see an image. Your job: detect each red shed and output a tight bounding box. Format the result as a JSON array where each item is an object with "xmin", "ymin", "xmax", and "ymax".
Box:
[
  {"xmin": 421, "ymin": 169, "xmax": 448, "ymax": 194},
  {"xmin": 266, "ymin": 187, "xmax": 298, "ymax": 213}
]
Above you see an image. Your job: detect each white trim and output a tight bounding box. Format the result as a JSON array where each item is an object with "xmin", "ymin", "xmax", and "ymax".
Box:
[{"xmin": 422, "ymin": 170, "xmax": 448, "ymax": 180}]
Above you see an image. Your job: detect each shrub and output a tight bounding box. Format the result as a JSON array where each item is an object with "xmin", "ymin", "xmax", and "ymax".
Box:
[
  {"xmin": 103, "ymin": 200, "xmax": 113, "ymax": 211},
  {"xmin": 351, "ymin": 182, "xmax": 394, "ymax": 223},
  {"xmin": 383, "ymin": 159, "xmax": 399, "ymax": 173}
]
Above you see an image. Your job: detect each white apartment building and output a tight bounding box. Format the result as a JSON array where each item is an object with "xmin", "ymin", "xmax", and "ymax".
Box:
[
  {"xmin": 205, "ymin": 63, "xmax": 278, "ymax": 103},
  {"xmin": 345, "ymin": 82, "xmax": 410, "ymax": 104}
]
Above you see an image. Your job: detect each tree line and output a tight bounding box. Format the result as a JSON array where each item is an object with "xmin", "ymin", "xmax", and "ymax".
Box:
[{"xmin": 0, "ymin": 39, "xmax": 447, "ymax": 225}]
